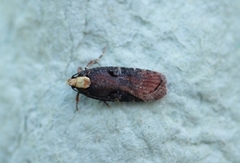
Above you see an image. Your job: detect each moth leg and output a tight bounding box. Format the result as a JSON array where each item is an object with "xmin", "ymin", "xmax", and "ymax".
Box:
[
  {"xmin": 85, "ymin": 46, "xmax": 106, "ymax": 69},
  {"xmin": 103, "ymin": 101, "xmax": 110, "ymax": 107},
  {"xmin": 75, "ymin": 92, "xmax": 80, "ymax": 111}
]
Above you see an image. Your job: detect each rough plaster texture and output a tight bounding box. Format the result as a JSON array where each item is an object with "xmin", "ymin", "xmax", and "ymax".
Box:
[{"xmin": 0, "ymin": 0, "xmax": 240, "ymax": 163}]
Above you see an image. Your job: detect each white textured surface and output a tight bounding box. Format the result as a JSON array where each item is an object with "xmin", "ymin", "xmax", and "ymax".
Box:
[{"xmin": 0, "ymin": 1, "xmax": 240, "ymax": 163}]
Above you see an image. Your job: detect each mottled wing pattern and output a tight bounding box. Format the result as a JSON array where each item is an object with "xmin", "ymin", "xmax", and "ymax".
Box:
[{"xmin": 121, "ymin": 69, "xmax": 167, "ymax": 101}]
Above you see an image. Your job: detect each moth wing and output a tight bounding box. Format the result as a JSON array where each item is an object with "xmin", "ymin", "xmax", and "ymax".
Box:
[{"xmin": 121, "ymin": 70, "xmax": 167, "ymax": 101}]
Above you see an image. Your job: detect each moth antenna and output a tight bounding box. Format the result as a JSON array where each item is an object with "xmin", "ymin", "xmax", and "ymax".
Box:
[{"xmin": 85, "ymin": 46, "xmax": 107, "ymax": 69}]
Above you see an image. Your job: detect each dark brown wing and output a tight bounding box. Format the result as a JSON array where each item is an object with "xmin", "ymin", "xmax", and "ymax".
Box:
[
  {"xmin": 76, "ymin": 67, "xmax": 167, "ymax": 102},
  {"xmin": 120, "ymin": 69, "xmax": 167, "ymax": 101}
]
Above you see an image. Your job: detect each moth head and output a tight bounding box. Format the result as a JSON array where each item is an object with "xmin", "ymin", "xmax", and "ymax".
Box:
[{"xmin": 67, "ymin": 76, "xmax": 91, "ymax": 89}]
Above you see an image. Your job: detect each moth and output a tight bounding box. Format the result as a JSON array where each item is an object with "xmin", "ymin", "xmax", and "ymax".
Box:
[{"xmin": 67, "ymin": 48, "xmax": 167, "ymax": 110}]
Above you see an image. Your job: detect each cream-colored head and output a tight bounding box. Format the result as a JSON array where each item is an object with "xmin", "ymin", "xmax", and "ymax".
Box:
[{"xmin": 67, "ymin": 76, "xmax": 91, "ymax": 89}]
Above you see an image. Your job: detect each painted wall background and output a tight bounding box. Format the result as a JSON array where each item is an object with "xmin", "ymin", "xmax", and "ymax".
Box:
[{"xmin": 0, "ymin": 0, "xmax": 240, "ymax": 163}]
